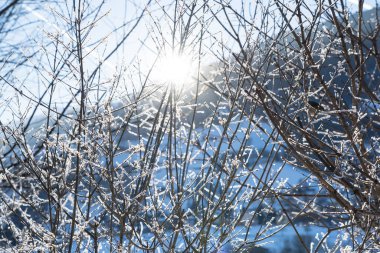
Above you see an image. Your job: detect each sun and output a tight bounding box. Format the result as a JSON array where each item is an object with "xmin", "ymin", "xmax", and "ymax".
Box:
[{"xmin": 153, "ymin": 52, "xmax": 195, "ymax": 87}]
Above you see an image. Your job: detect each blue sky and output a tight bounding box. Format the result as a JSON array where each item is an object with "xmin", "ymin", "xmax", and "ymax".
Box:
[{"xmin": 0, "ymin": 0, "xmax": 377, "ymax": 124}]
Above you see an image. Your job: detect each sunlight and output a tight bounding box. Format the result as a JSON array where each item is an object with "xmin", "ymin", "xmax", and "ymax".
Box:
[{"xmin": 154, "ymin": 52, "xmax": 195, "ymax": 87}]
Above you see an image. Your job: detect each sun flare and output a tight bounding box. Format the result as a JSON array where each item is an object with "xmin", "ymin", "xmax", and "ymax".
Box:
[{"xmin": 154, "ymin": 52, "xmax": 195, "ymax": 87}]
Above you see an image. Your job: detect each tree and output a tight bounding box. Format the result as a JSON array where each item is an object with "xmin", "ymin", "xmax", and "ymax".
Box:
[
  {"xmin": 232, "ymin": 1, "xmax": 380, "ymax": 250},
  {"xmin": 0, "ymin": 0, "xmax": 379, "ymax": 252}
]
